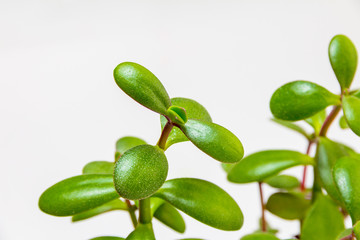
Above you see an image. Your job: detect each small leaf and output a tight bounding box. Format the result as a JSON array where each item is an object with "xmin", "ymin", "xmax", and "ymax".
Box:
[
  {"xmin": 160, "ymin": 97, "xmax": 212, "ymax": 149},
  {"xmin": 329, "ymin": 35, "xmax": 358, "ymax": 90},
  {"xmin": 153, "ymin": 202, "xmax": 186, "ymax": 233},
  {"xmin": 227, "ymin": 150, "xmax": 314, "ymax": 183},
  {"xmin": 270, "ymin": 80, "xmax": 340, "ymax": 121},
  {"xmin": 150, "ymin": 197, "xmax": 165, "ymax": 216},
  {"xmin": 154, "ymin": 178, "xmax": 243, "ymax": 231},
  {"xmin": 305, "ymin": 110, "xmax": 326, "ymax": 135},
  {"xmin": 240, "ymin": 233, "xmax": 280, "ymax": 240},
  {"xmin": 301, "ymin": 195, "xmax": 344, "ymax": 240},
  {"xmin": 113, "ymin": 62, "xmax": 171, "ymax": 115},
  {"xmin": 271, "ymin": 118, "xmax": 310, "ymax": 139},
  {"xmin": 72, "ymin": 199, "xmax": 127, "ymax": 222},
  {"xmin": 343, "ymin": 95, "xmax": 360, "ymax": 136},
  {"xmin": 39, "ymin": 174, "xmax": 119, "ymax": 216},
  {"xmin": 167, "ymin": 105, "xmax": 188, "ymax": 125},
  {"xmin": 354, "ymin": 221, "xmax": 360, "ymax": 240},
  {"xmin": 333, "ymin": 156, "xmax": 360, "ymax": 223},
  {"xmin": 115, "ymin": 136, "xmax": 147, "ymax": 156},
  {"xmin": 336, "ymin": 229, "xmax": 353, "ymax": 240},
  {"xmin": 264, "ymin": 175, "xmax": 300, "ymax": 190},
  {"xmin": 353, "ymin": 89, "xmax": 360, "ymax": 98},
  {"xmin": 114, "ymin": 145, "xmax": 168, "ymax": 200},
  {"xmin": 83, "ymin": 161, "xmax": 114, "ymax": 174},
  {"xmin": 180, "ymin": 119, "xmax": 244, "ymax": 163},
  {"xmin": 126, "ymin": 223, "xmax": 155, "ymax": 240},
  {"xmin": 221, "ymin": 163, "xmax": 236, "ymax": 174},
  {"xmin": 339, "ymin": 115, "xmax": 349, "ymax": 129},
  {"xmin": 266, "ymin": 192, "xmax": 310, "ymax": 220},
  {"xmin": 90, "ymin": 237, "xmax": 125, "ymax": 240}
]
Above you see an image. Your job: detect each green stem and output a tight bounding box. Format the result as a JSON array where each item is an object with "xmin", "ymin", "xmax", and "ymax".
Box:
[
  {"xmin": 157, "ymin": 120, "xmax": 173, "ymax": 150},
  {"xmin": 319, "ymin": 105, "xmax": 341, "ymax": 137},
  {"xmin": 258, "ymin": 182, "xmax": 267, "ymax": 232},
  {"xmin": 125, "ymin": 200, "xmax": 137, "ymax": 228},
  {"xmin": 139, "ymin": 198, "xmax": 151, "ymax": 224}
]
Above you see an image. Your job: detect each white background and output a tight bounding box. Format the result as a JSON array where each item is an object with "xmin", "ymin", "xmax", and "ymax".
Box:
[{"xmin": 1, "ymin": 0, "xmax": 360, "ymax": 239}]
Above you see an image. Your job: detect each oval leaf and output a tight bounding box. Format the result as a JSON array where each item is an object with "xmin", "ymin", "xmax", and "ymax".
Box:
[
  {"xmin": 153, "ymin": 202, "xmax": 186, "ymax": 233},
  {"xmin": 329, "ymin": 35, "xmax": 358, "ymax": 90},
  {"xmin": 113, "ymin": 62, "xmax": 171, "ymax": 115},
  {"xmin": 339, "ymin": 115, "xmax": 349, "ymax": 129},
  {"xmin": 333, "ymin": 156, "xmax": 360, "ymax": 223},
  {"xmin": 343, "ymin": 95, "xmax": 360, "ymax": 136},
  {"xmin": 126, "ymin": 223, "xmax": 155, "ymax": 240},
  {"xmin": 153, "ymin": 178, "xmax": 243, "ymax": 231},
  {"xmin": 270, "ymin": 81, "xmax": 340, "ymax": 121},
  {"xmin": 114, "ymin": 145, "xmax": 168, "ymax": 200},
  {"xmin": 227, "ymin": 150, "xmax": 314, "ymax": 183},
  {"xmin": 264, "ymin": 175, "xmax": 300, "ymax": 190},
  {"xmin": 115, "ymin": 136, "xmax": 147, "ymax": 156},
  {"xmin": 180, "ymin": 119, "xmax": 244, "ymax": 163},
  {"xmin": 241, "ymin": 233, "xmax": 279, "ymax": 240},
  {"xmin": 83, "ymin": 161, "xmax": 114, "ymax": 174},
  {"xmin": 160, "ymin": 97, "xmax": 212, "ymax": 149},
  {"xmin": 301, "ymin": 195, "xmax": 344, "ymax": 240},
  {"xmin": 266, "ymin": 192, "xmax": 310, "ymax": 220},
  {"xmin": 39, "ymin": 174, "xmax": 119, "ymax": 216}
]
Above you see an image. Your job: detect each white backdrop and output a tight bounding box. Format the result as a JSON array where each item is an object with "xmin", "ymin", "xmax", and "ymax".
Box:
[{"xmin": 1, "ymin": 0, "xmax": 360, "ymax": 239}]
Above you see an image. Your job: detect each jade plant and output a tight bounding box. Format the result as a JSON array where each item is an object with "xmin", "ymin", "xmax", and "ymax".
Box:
[
  {"xmin": 38, "ymin": 62, "xmax": 245, "ymax": 239},
  {"xmin": 222, "ymin": 34, "xmax": 360, "ymax": 240}
]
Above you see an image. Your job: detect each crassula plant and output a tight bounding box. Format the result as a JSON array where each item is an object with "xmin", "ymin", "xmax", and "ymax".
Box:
[{"xmin": 39, "ymin": 62, "xmax": 245, "ymax": 239}]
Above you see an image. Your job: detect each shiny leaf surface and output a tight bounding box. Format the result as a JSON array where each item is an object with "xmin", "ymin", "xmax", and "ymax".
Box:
[
  {"xmin": 343, "ymin": 95, "xmax": 360, "ymax": 136},
  {"xmin": 83, "ymin": 161, "xmax": 114, "ymax": 175},
  {"xmin": 264, "ymin": 175, "xmax": 300, "ymax": 190},
  {"xmin": 115, "ymin": 136, "xmax": 147, "ymax": 156},
  {"xmin": 241, "ymin": 233, "xmax": 279, "ymax": 240},
  {"xmin": 153, "ymin": 202, "xmax": 186, "ymax": 233},
  {"xmin": 126, "ymin": 223, "xmax": 155, "ymax": 240},
  {"xmin": 167, "ymin": 105, "xmax": 188, "ymax": 125}
]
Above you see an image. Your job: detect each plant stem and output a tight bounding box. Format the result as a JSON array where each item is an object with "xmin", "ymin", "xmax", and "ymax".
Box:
[
  {"xmin": 157, "ymin": 120, "xmax": 173, "ymax": 150},
  {"xmin": 319, "ymin": 105, "xmax": 341, "ymax": 137},
  {"xmin": 139, "ymin": 198, "xmax": 151, "ymax": 224},
  {"xmin": 125, "ymin": 200, "xmax": 138, "ymax": 228},
  {"xmin": 301, "ymin": 140, "xmax": 314, "ymax": 191},
  {"xmin": 258, "ymin": 182, "xmax": 267, "ymax": 232}
]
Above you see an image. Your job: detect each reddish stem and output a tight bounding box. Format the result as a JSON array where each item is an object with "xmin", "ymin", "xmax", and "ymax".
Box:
[
  {"xmin": 301, "ymin": 140, "xmax": 314, "ymax": 191},
  {"xmin": 319, "ymin": 105, "xmax": 341, "ymax": 137},
  {"xmin": 259, "ymin": 182, "xmax": 267, "ymax": 232}
]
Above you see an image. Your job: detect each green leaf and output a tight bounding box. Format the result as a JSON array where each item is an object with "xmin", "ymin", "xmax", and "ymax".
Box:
[
  {"xmin": 153, "ymin": 202, "xmax": 186, "ymax": 233},
  {"xmin": 354, "ymin": 221, "xmax": 360, "ymax": 240},
  {"xmin": 339, "ymin": 115, "xmax": 349, "ymax": 129},
  {"xmin": 160, "ymin": 97, "xmax": 212, "ymax": 149},
  {"xmin": 83, "ymin": 161, "xmax": 114, "ymax": 174},
  {"xmin": 333, "ymin": 156, "xmax": 360, "ymax": 223},
  {"xmin": 114, "ymin": 145, "xmax": 168, "ymax": 200},
  {"xmin": 113, "ymin": 62, "xmax": 171, "ymax": 115},
  {"xmin": 227, "ymin": 150, "xmax": 314, "ymax": 183},
  {"xmin": 301, "ymin": 195, "xmax": 344, "ymax": 240},
  {"xmin": 240, "ymin": 233, "xmax": 280, "ymax": 240},
  {"xmin": 115, "ymin": 136, "xmax": 147, "ymax": 156},
  {"xmin": 90, "ymin": 237, "xmax": 125, "ymax": 240},
  {"xmin": 167, "ymin": 105, "xmax": 188, "ymax": 125},
  {"xmin": 305, "ymin": 109, "xmax": 326, "ymax": 135},
  {"xmin": 271, "ymin": 118, "xmax": 310, "ymax": 139},
  {"xmin": 353, "ymin": 89, "xmax": 360, "ymax": 98},
  {"xmin": 149, "ymin": 197, "xmax": 165, "ymax": 216},
  {"xmin": 336, "ymin": 229, "xmax": 353, "ymax": 240},
  {"xmin": 153, "ymin": 178, "xmax": 243, "ymax": 231},
  {"xmin": 221, "ymin": 163, "xmax": 236, "ymax": 174},
  {"xmin": 264, "ymin": 175, "xmax": 300, "ymax": 190},
  {"xmin": 39, "ymin": 174, "xmax": 119, "ymax": 216},
  {"xmin": 343, "ymin": 95, "xmax": 360, "ymax": 136},
  {"xmin": 270, "ymin": 81, "xmax": 340, "ymax": 121},
  {"xmin": 180, "ymin": 119, "xmax": 244, "ymax": 163},
  {"xmin": 126, "ymin": 223, "xmax": 155, "ymax": 240},
  {"xmin": 72, "ymin": 199, "xmax": 127, "ymax": 222},
  {"xmin": 329, "ymin": 35, "xmax": 358, "ymax": 90},
  {"xmin": 266, "ymin": 192, "xmax": 310, "ymax": 220}
]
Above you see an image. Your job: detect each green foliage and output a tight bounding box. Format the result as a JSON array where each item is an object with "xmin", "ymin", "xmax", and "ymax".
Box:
[
  {"xmin": 271, "ymin": 118, "xmax": 310, "ymax": 139},
  {"xmin": 342, "ymin": 95, "xmax": 360, "ymax": 136},
  {"xmin": 90, "ymin": 237, "xmax": 125, "ymax": 240},
  {"xmin": 167, "ymin": 105, "xmax": 188, "ymax": 125},
  {"xmin": 153, "ymin": 202, "xmax": 186, "ymax": 233},
  {"xmin": 240, "ymin": 233, "xmax": 279, "ymax": 240},
  {"xmin": 336, "ymin": 229, "xmax": 353, "ymax": 240},
  {"xmin": 83, "ymin": 161, "xmax": 114, "ymax": 174},
  {"xmin": 115, "ymin": 136, "xmax": 147, "ymax": 156},
  {"xmin": 305, "ymin": 110, "xmax": 326, "ymax": 135},
  {"xmin": 354, "ymin": 221, "xmax": 360, "ymax": 240},
  {"xmin": 264, "ymin": 175, "xmax": 300, "ymax": 190},
  {"xmin": 126, "ymin": 223, "xmax": 155, "ymax": 240},
  {"xmin": 339, "ymin": 115, "xmax": 349, "ymax": 129}
]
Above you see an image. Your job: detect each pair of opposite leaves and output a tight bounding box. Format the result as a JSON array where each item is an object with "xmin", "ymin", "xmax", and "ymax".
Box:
[{"xmin": 270, "ymin": 35, "xmax": 360, "ymax": 136}]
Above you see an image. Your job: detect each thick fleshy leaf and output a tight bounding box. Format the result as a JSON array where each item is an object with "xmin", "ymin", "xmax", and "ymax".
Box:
[
  {"xmin": 264, "ymin": 175, "xmax": 300, "ymax": 190},
  {"xmin": 90, "ymin": 237, "xmax": 125, "ymax": 240},
  {"xmin": 227, "ymin": 150, "xmax": 314, "ymax": 183},
  {"xmin": 271, "ymin": 118, "xmax": 310, "ymax": 139},
  {"xmin": 115, "ymin": 136, "xmax": 147, "ymax": 155},
  {"xmin": 160, "ymin": 97, "xmax": 212, "ymax": 148},
  {"xmin": 153, "ymin": 202, "xmax": 186, "ymax": 233},
  {"xmin": 329, "ymin": 35, "xmax": 358, "ymax": 90},
  {"xmin": 167, "ymin": 105, "xmax": 188, "ymax": 125},
  {"xmin": 126, "ymin": 223, "xmax": 155, "ymax": 240},
  {"xmin": 301, "ymin": 195, "xmax": 344, "ymax": 240},
  {"xmin": 39, "ymin": 174, "xmax": 119, "ymax": 216},
  {"xmin": 72, "ymin": 199, "xmax": 127, "ymax": 222},
  {"xmin": 153, "ymin": 178, "xmax": 243, "ymax": 231},
  {"xmin": 353, "ymin": 89, "xmax": 360, "ymax": 98},
  {"xmin": 114, "ymin": 145, "xmax": 168, "ymax": 200},
  {"xmin": 339, "ymin": 115, "xmax": 349, "ymax": 129},
  {"xmin": 333, "ymin": 156, "xmax": 360, "ymax": 223},
  {"xmin": 343, "ymin": 95, "xmax": 360, "ymax": 136},
  {"xmin": 266, "ymin": 192, "xmax": 310, "ymax": 220},
  {"xmin": 241, "ymin": 233, "xmax": 280, "ymax": 240},
  {"xmin": 83, "ymin": 161, "xmax": 114, "ymax": 174},
  {"xmin": 336, "ymin": 229, "xmax": 353, "ymax": 240},
  {"xmin": 305, "ymin": 110, "xmax": 326, "ymax": 135},
  {"xmin": 180, "ymin": 119, "xmax": 243, "ymax": 163},
  {"xmin": 270, "ymin": 81, "xmax": 340, "ymax": 121},
  {"xmin": 113, "ymin": 62, "xmax": 171, "ymax": 115}
]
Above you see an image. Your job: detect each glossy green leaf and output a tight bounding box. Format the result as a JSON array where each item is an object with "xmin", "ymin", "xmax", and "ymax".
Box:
[
  {"xmin": 153, "ymin": 202, "xmax": 186, "ymax": 233},
  {"xmin": 353, "ymin": 89, "xmax": 360, "ymax": 98},
  {"xmin": 301, "ymin": 195, "xmax": 344, "ymax": 240},
  {"xmin": 154, "ymin": 178, "xmax": 243, "ymax": 231},
  {"xmin": 160, "ymin": 97, "xmax": 212, "ymax": 149},
  {"xmin": 113, "ymin": 62, "xmax": 171, "ymax": 115},
  {"xmin": 343, "ymin": 95, "xmax": 360, "ymax": 136},
  {"xmin": 72, "ymin": 199, "xmax": 127, "ymax": 222},
  {"xmin": 305, "ymin": 109, "xmax": 326, "ymax": 135},
  {"xmin": 83, "ymin": 161, "xmax": 114, "ymax": 174},
  {"xmin": 149, "ymin": 197, "xmax": 165, "ymax": 216},
  {"xmin": 115, "ymin": 136, "xmax": 147, "ymax": 156},
  {"xmin": 266, "ymin": 192, "xmax": 310, "ymax": 220},
  {"xmin": 264, "ymin": 175, "xmax": 300, "ymax": 190},
  {"xmin": 167, "ymin": 105, "xmax": 188, "ymax": 125},
  {"xmin": 329, "ymin": 35, "xmax": 358, "ymax": 90},
  {"xmin": 39, "ymin": 174, "xmax": 119, "ymax": 216},
  {"xmin": 227, "ymin": 150, "xmax": 314, "ymax": 183},
  {"xmin": 180, "ymin": 119, "xmax": 243, "ymax": 163},
  {"xmin": 241, "ymin": 233, "xmax": 279, "ymax": 240},
  {"xmin": 270, "ymin": 81, "xmax": 340, "ymax": 121},
  {"xmin": 114, "ymin": 145, "xmax": 168, "ymax": 200},
  {"xmin": 90, "ymin": 237, "xmax": 125, "ymax": 240},
  {"xmin": 333, "ymin": 156, "xmax": 360, "ymax": 223},
  {"xmin": 354, "ymin": 221, "xmax": 360, "ymax": 240},
  {"xmin": 336, "ymin": 229, "xmax": 353, "ymax": 240},
  {"xmin": 271, "ymin": 118, "xmax": 310, "ymax": 139},
  {"xmin": 339, "ymin": 115, "xmax": 349, "ymax": 129},
  {"xmin": 126, "ymin": 223, "xmax": 155, "ymax": 240}
]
